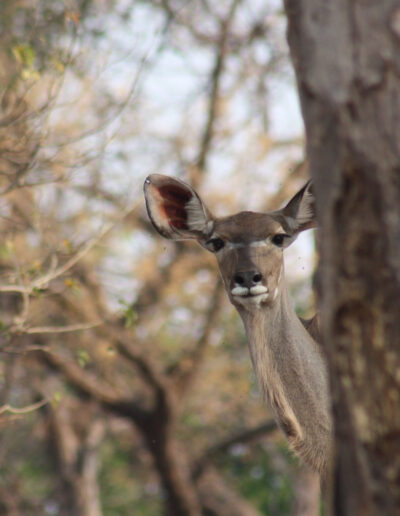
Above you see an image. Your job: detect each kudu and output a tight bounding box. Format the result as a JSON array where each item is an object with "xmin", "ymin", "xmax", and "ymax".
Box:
[{"xmin": 143, "ymin": 174, "xmax": 332, "ymax": 476}]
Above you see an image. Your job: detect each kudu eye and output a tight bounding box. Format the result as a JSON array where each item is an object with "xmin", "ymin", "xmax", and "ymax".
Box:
[
  {"xmin": 272, "ymin": 234, "xmax": 289, "ymax": 247},
  {"xmin": 207, "ymin": 237, "xmax": 225, "ymax": 252}
]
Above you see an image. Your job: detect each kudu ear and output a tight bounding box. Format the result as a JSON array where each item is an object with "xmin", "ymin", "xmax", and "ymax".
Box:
[
  {"xmin": 280, "ymin": 180, "xmax": 316, "ymax": 234},
  {"xmin": 143, "ymin": 174, "xmax": 214, "ymax": 241}
]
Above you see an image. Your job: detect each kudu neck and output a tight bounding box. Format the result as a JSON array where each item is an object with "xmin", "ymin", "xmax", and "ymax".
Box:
[
  {"xmin": 236, "ymin": 277, "xmax": 332, "ymax": 475},
  {"xmin": 237, "ymin": 280, "xmax": 302, "ymax": 339}
]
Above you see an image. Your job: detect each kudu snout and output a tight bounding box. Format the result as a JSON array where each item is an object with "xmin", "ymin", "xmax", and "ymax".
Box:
[{"xmin": 232, "ymin": 270, "xmax": 263, "ymax": 289}]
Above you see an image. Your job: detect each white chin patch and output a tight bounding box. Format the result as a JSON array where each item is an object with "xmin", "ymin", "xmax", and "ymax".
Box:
[{"xmin": 234, "ymin": 292, "xmax": 270, "ymax": 307}]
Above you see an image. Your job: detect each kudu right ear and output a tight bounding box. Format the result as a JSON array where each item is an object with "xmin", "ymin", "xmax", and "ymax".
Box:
[
  {"xmin": 280, "ymin": 180, "xmax": 316, "ymax": 234},
  {"xmin": 143, "ymin": 174, "xmax": 214, "ymax": 241}
]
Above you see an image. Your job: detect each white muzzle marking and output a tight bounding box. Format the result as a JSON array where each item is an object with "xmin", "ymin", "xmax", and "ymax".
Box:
[
  {"xmin": 231, "ymin": 285, "xmax": 269, "ymax": 306},
  {"xmin": 250, "ymin": 285, "xmax": 268, "ymax": 295},
  {"xmin": 231, "ymin": 286, "xmax": 249, "ymax": 296}
]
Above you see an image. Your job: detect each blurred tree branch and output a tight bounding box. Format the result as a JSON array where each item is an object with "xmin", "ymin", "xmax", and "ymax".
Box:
[
  {"xmin": 197, "ymin": 466, "xmax": 263, "ymax": 516},
  {"xmin": 193, "ymin": 0, "xmax": 241, "ymax": 185},
  {"xmin": 0, "ymin": 398, "xmax": 48, "ymax": 415},
  {"xmin": 193, "ymin": 419, "xmax": 277, "ymax": 478},
  {"xmin": 172, "ymin": 278, "xmax": 225, "ymax": 394}
]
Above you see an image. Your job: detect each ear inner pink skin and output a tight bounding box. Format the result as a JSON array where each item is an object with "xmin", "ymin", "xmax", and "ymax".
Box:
[
  {"xmin": 157, "ymin": 184, "xmax": 193, "ymax": 230},
  {"xmin": 158, "ymin": 183, "xmax": 192, "ymax": 204}
]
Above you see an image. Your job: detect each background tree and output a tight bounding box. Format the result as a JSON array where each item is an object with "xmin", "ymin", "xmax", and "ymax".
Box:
[
  {"xmin": 284, "ymin": 1, "xmax": 400, "ymax": 514},
  {"xmin": 0, "ymin": 1, "xmax": 320, "ymax": 514}
]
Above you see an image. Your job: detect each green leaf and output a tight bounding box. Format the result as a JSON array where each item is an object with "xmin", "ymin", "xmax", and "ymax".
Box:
[
  {"xmin": 32, "ymin": 286, "xmax": 46, "ymax": 297},
  {"xmin": 118, "ymin": 299, "xmax": 137, "ymax": 328},
  {"xmin": 51, "ymin": 391, "xmax": 63, "ymax": 408},
  {"xmin": 76, "ymin": 349, "xmax": 91, "ymax": 368},
  {"xmin": 12, "ymin": 44, "xmax": 35, "ymax": 67}
]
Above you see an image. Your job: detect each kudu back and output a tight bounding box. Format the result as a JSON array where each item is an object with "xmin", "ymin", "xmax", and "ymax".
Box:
[{"xmin": 144, "ymin": 174, "xmax": 332, "ymax": 476}]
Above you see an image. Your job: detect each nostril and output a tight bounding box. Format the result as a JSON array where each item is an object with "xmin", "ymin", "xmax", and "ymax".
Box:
[
  {"xmin": 234, "ymin": 273, "xmax": 244, "ymax": 285},
  {"xmin": 253, "ymin": 273, "xmax": 262, "ymax": 283}
]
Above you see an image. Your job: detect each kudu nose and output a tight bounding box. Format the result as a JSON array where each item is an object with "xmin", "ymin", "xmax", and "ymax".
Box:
[{"xmin": 233, "ymin": 271, "xmax": 262, "ymax": 289}]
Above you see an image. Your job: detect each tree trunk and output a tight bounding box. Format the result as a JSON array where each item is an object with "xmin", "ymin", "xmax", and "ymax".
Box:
[
  {"xmin": 291, "ymin": 467, "xmax": 320, "ymax": 516},
  {"xmin": 50, "ymin": 401, "xmax": 106, "ymax": 516},
  {"xmin": 284, "ymin": 1, "xmax": 400, "ymax": 514},
  {"xmin": 78, "ymin": 420, "xmax": 105, "ymax": 516},
  {"xmin": 142, "ymin": 413, "xmax": 202, "ymax": 516}
]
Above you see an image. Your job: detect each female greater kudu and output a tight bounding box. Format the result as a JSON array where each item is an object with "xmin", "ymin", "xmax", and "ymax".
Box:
[{"xmin": 144, "ymin": 174, "xmax": 332, "ymax": 477}]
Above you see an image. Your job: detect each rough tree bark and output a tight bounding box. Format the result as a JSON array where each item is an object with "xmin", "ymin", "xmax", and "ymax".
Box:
[{"xmin": 284, "ymin": 1, "xmax": 400, "ymax": 514}]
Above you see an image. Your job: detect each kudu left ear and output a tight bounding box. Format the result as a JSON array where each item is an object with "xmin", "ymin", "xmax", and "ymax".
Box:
[
  {"xmin": 143, "ymin": 174, "xmax": 214, "ymax": 241},
  {"xmin": 280, "ymin": 180, "xmax": 316, "ymax": 234}
]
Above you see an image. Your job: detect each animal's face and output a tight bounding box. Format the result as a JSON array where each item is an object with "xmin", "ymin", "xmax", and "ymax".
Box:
[
  {"xmin": 144, "ymin": 174, "xmax": 315, "ymax": 310},
  {"xmin": 202, "ymin": 212, "xmax": 290, "ymax": 308}
]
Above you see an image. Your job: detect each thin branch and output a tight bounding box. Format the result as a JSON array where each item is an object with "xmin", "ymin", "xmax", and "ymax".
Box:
[
  {"xmin": 0, "ymin": 284, "xmax": 29, "ymax": 294},
  {"xmin": 193, "ymin": 0, "xmax": 241, "ymax": 185},
  {"xmin": 193, "ymin": 420, "xmax": 277, "ymax": 478},
  {"xmin": 36, "ymin": 349, "xmax": 149, "ymax": 425},
  {"xmin": 262, "ymin": 158, "xmax": 308, "ymax": 211},
  {"xmin": 174, "ymin": 279, "xmax": 224, "ymax": 394},
  {"xmin": 0, "ymin": 398, "xmax": 48, "ymax": 415},
  {"xmin": 46, "ymin": 17, "xmax": 161, "ymax": 150},
  {"xmin": 131, "ymin": 243, "xmax": 186, "ymax": 314},
  {"xmin": 38, "ymin": 350, "xmax": 123, "ymax": 404},
  {"xmin": 0, "ymin": 176, "xmax": 65, "ymax": 197},
  {"xmin": 23, "ymin": 321, "xmax": 103, "ymax": 335},
  {"xmin": 32, "ymin": 204, "xmax": 138, "ymax": 289},
  {"xmin": 0, "ymin": 200, "xmax": 140, "ymax": 295},
  {"xmin": 113, "ymin": 336, "xmax": 167, "ymax": 395},
  {"xmin": 197, "ymin": 466, "xmax": 263, "ymax": 516},
  {"xmin": 100, "ymin": 326, "xmax": 172, "ymax": 416}
]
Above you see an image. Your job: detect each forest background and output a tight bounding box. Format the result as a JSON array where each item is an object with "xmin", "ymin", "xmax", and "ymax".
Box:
[{"xmin": 0, "ymin": 1, "xmax": 318, "ymax": 514}]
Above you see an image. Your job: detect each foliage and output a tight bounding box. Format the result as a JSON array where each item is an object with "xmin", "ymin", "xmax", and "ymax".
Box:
[{"xmin": 217, "ymin": 443, "xmax": 297, "ymax": 515}]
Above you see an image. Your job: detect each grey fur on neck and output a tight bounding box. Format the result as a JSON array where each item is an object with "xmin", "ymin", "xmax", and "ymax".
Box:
[{"xmin": 238, "ymin": 281, "xmax": 332, "ymax": 474}]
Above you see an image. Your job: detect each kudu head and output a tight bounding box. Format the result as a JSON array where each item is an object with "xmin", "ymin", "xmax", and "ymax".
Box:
[{"xmin": 144, "ymin": 175, "xmax": 315, "ymax": 311}]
